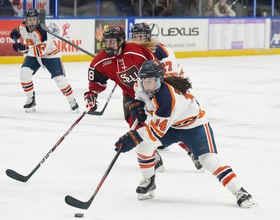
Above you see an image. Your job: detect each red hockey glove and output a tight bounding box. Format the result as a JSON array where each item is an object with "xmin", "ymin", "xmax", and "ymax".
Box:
[
  {"xmin": 115, "ymin": 130, "xmax": 143, "ymax": 153},
  {"xmin": 128, "ymin": 99, "xmax": 147, "ymax": 123},
  {"xmin": 84, "ymin": 91, "xmax": 98, "ymax": 113}
]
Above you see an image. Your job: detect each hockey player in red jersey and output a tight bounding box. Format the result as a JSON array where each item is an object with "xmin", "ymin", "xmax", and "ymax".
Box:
[
  {"xmin": 10, "ymin": 8, "xmax": 79, "ymax": 113},
  {"xmin": 114, "ymin": 60, "xmax": 257, "ymax": 208},
  {"xmin": 84, "ymin": 26, "xmax": 155, "ymax": 123},
  {"xmin": 130, "ymin": 22, "xmax": 203, "ymax": 171},
  {"xmin": 84, "ymin": 26, "xmax": 165, "ymax": 171}
]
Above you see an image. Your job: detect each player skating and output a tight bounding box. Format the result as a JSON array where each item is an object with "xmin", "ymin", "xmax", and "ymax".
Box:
[
  {"xmin": 10, "ymin": 8, "xmax": 79, "ymax": 113},
  {"xmin": 114, "ymin": 60, "xmax": 256, "ymax": 208},
  {"xmin": 130, "ymin": 22, "xmax": 203, "ymax": 171},
  {"xmin": 83, "ymin": 25, "xmax": 165, "ymax": 171}
]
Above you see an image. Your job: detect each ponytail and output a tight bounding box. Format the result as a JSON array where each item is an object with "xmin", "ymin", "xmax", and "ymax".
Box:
[{"xmin": 164, "ymin": 76, "xmax": 192, "ymax": 94}]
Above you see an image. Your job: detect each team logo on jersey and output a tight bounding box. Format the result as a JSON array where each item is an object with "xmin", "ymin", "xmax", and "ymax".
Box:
[
  {"xmin": 102, "ymin": 60, "xmax": 112, "ymax": 66},
  {"xmin": 117, "ymin": 65, "xmax": 139, "ymax": 87}
]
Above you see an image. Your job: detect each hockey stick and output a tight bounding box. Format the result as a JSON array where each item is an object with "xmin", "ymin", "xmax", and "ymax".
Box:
[
  {"xmin": 6, "ymin": 110, "xmax": 88, "ymax": 182},
  {"xmin": 38, "ymin": 9, "xmax": 95, "ymax": 58},
  {"xmin": 87, "ymin": 83, "xmax": 117, "ymax": 116},
  {"xmin": 65, "ymin": 119, "xmax": 139, "ymax": 210}
]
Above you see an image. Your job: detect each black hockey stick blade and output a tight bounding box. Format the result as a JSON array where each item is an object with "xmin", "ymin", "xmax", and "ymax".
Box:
[
  {"xmin": 87, "ymin": 83, "xmax": 117, "ymax": 116},
  {"xmin": 65, "ymin": 148, "xmax": 122, "ymax": 209},
  {"xmin": 65, "ymin": 195, "xmax": 92, "ymax": 210},
  {"xmin": 65, "ymin": 120, "xmax": 138, "ymax": 209},
  {"xmin": 6, "ymin": 169, "xmax": 31, "ymax": 182},
  {"xmin": 6, "ymin": 110, "xmax": 87, "ymax": 183}
]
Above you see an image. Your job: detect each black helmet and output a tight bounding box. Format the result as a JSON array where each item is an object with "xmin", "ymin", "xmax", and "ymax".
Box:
[
  {"xmin": 24, "ymin": 8, "xmax": 39, "ymax": 32},
  {"xmin": 130, "ymin": 22, "xmax": 151, "ymax": 42},
  {"xmin": 138, "ymin": 60, "xmax": 164, "ymax": 97},
  {"xmin": 102, "ymin": 26, "xmax": 126, "ymax": 56}
]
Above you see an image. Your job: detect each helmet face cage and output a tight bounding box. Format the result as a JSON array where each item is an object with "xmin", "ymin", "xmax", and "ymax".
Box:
[
  {"xmin": 102, "ymin": 26, "xmax": 126, "ymax": 56},
  {"xmin": 24, "ymin": 8, "xmax": 39, "ymax": 32},
  {"xmin": 138, "ymin": 60, "xmax": 164, "ymax": 97},
  {"xmin": 130, "ymin": 22, "xmax": 151, "ymax": 42}
]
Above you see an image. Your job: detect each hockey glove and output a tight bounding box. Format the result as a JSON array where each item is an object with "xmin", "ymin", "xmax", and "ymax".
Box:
[
  {"xmin": 12, "ymin": 43, "xmax": 28, "ymax": 52},
  {"xmin": 115, "ymin": 130, "xmax": 143, "ymax": 153},
  {"xmin": 10, "ymin": 29, "xmax": 21, "ymax": 40},
  {"xmin": 84, "ymin": 91, "xmax": 98, "ymax": 113},
  {"xmin": 128, "ymin": 99, "xmax": 147, "ymax": 123}
]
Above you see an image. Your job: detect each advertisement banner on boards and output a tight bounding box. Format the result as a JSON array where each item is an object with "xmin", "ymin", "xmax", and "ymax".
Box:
[
  {"xmin": 270, "ymin": 19, "xmax": 280, "ymax": 48},
  {"xmin": 94, "ymin": 20, "xmax": 126, "ymax": 54},
  {"xmin": 8, "ymin": 0, "xmax": 49, "ymax": 16},
  {"xmin": 0, "ymin": 20, "xmax": 22, "ymax": 56},
  {"xmin": 44, "ymin": 19, "xmax": 95, "ymax": 56},
  {"xmin": 208, "ymin": 19, "xmax": 266, "ymax": 50},
  {"xmin": 134, "ymin": 19, "xmax": 208, "ymax": 52}
]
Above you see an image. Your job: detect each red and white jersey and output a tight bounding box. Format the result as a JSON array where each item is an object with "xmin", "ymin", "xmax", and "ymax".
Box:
[
  {"xmin": 134, "ymin": 81, "xmax": 208, "ymax": 142},
  {"xmin": 88, "ymin": 43, "xmax": 155, "ymax": 98},
  {"xmin": 17, "ymin": 22, "xmax": 59, "ymax": 58},
  {"xmin": 155, "ymin": 43, "xmax": 184, "ymax": 78}
]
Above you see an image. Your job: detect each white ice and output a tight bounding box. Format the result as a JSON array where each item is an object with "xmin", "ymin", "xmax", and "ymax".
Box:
[{"xmin": 1, "ymin": 55, "xmax": 280, "ymax": 220}]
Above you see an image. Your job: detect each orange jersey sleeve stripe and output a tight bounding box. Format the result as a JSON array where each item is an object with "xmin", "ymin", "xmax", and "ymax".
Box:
[
  {"xmin": 144, "ymin": 125, "xmax": 158, "ymax": 142},
  {"xmin": 150, "ymin": 121, "xmax": 165, "ymax": 137}
]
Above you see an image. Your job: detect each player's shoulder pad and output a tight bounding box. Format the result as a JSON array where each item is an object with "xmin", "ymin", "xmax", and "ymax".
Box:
[
  {"xmin": 36, "ymin": 24, "xmax": 47, "ymax": 41},
  {"xmin": 20, "ymin": 21, "xmax": 27, "ymax": 28},
  {"xmin": 154, "ymin": 82, "xmax": 173, "ymax": 117},
  {"xmin": 155, "ymin": 44, "xmax": 168, "ymax": 60}
]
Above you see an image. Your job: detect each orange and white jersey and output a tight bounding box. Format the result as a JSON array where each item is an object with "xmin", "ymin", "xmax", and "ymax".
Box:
[
  {"xmin": 155, "ymin": 43, "xmax": 184, "ymax": 78},
  {"xmin": 17, "ymin": 22, "xmax": 60, "ymax": 58},
  {"xmin": 134, "ymin": 81, "xmax": 208, "ymax": 142}
]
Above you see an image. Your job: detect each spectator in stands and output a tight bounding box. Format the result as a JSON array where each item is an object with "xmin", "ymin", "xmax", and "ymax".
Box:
[
  {"xmin": 0, "ymin": 0, "xmax": 18, "ymax": 16},
  {"xmin": 202, "ymin": 0, "xmax": 214, "ymax": 16},
  {"xmin": 213, "ymin": 0, "xmax": 236, "ymax": 17}
]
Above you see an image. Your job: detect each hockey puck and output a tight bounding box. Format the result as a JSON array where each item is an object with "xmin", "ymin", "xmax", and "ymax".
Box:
[{"xmin": 74, "ymin": 213, "xmax": 84, "ymax": 218}]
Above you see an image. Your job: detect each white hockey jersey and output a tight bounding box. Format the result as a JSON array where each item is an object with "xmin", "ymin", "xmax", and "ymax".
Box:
[
  {"xmin": 155, "ymin": 43, "xmax": 184, "ymax": 78},
  {"xmin": 134, "ymin": 81, "xmax": 208, "ymax": 142},
  {"xmin": 17, "ymin": 22, "xmax": 59, "ymax": 58}
]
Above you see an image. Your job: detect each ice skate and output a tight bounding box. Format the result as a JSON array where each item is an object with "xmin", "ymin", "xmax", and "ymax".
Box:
[
  {"xmin": 188, "ymin": 152, "xmax": 204, "ymax": 171},
  {"xmin": 155, "ymin": 150, "xmax": 165, "ymax": 172},
  {"xmin": 235, "ymin": 187, "xmax": 257, "ymax": 208},
  {"xmin": 23, "ymin": 91, "xmax": 36, "ymax": 113},
  {"xmin": 69, "ymin": 99, "xmax": 80, "ymax": 113},
  {"xmin": 136, "ymin": 175, "xmax": 156, "ymax": 200}
]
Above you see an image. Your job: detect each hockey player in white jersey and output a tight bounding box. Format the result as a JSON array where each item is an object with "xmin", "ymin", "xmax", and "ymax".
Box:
[
  {"xmin": 130, "ymin": 22, "xmax": 203, "ymax": 171},
  {"xmin": 10, "ymin": 8, "xmax": 79, "ymax": 113},
  {"xmin": 130, "ymin": 22, "xmax": 184, "ymax": 78},
  {"xmin": 114, "ymin": 60, "xmax": 256, "ymax": 208}
]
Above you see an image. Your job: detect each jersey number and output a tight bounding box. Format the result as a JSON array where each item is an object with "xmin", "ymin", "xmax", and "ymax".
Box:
[
  {"xmin": 88, "ymin": 69, "xmax": 94, "ymax": 81},
  {"xmin": 154, "ymin": 119, "xmax": 168, "ymax": 131},
  {"xmin": 161, "ymin": 61, "xmax": 172, "ymax": 73},
  {"xmin": 26, "ymin": 39, "xmax": 46, "ymax": 56}
]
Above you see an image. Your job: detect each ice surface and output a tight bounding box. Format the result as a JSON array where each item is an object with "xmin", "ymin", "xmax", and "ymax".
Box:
[{"xmin": 1, "ymin": 55, "xmax": 280, "ymax": 220}]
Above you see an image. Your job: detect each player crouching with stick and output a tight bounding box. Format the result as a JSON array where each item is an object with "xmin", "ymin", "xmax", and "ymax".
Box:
[{"xmin": 114, "ymin": 60, "xmax": 256, "ymax": 208}]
